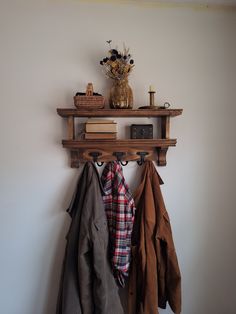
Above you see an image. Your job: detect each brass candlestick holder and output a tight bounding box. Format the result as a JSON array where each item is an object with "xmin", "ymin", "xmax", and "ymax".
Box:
[
  {"xmin": 139, "ymin": 87, "xmax": 171, "ymax": 110},
  {"xmin": 149, "ymin": 91, "xmax": 158, "ymax": 108},
  {"xmin": 139, "ymin": 88, "xmax": 159, "ymax": 109}
]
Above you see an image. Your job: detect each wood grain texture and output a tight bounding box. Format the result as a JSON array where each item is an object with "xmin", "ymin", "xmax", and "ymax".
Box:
[
  {"xmin": 157, "ymin": 147, "xmax": 168, "ymax": 166},
  {"xmin": 57, "ymin": 108, "xmax": 183, "ymax": 118},
  {"xmin": 161, "ymin": 116, "xmax": 170, "ymax": 139},
  {"xmin": 67, "ymin": 116, "xmax": 75, "ymax": 140},
  {"xmin": 62, "ymin": 139, "xmax": 177, "ymax": 149}
]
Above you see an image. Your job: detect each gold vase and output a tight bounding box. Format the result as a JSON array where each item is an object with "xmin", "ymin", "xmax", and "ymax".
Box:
[{"xmin": 109, "ymin": 79, "xmax": 133, "ymax": 109}]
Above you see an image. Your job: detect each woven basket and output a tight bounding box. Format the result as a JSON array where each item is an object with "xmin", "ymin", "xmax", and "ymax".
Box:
[{"xmin": 74, "ymin": 95, "xmax": 105, "ymax": 109}]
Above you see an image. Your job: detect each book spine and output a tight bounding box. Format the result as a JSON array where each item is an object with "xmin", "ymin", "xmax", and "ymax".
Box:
[
  {"xmin": 85, "ymin": 123, "xmax": 117, "ymax": 133},
  {"xmin": 84, "ymin": 133, "xmax": 117, "ymax": 139}
]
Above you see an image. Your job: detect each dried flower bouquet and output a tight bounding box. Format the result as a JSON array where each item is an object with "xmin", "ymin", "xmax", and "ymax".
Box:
[{"xmin": 100, "ymin": 40, "xmax": 135, "ymax": 81}]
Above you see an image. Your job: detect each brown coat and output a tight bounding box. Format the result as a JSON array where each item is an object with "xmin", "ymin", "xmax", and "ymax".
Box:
[{"xmin": 128, "ymin": 161, "xmax": 181, "ymax": 314}]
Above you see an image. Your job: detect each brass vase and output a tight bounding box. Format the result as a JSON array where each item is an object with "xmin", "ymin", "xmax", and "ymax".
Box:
[{"xmin": 109, "ymin": 79, "xmax": 133, "ymax": 109}]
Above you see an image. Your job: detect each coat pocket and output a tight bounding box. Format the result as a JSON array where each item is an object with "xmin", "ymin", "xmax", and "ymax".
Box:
[{"xmin": 94, "ymin": 215, "xmax": 109, "ymax": 250}]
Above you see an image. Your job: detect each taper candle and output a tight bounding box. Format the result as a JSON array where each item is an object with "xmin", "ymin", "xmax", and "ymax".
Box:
[{"xmin": 149, "ymin": 85, "xmax": 155, "ymax": 92}]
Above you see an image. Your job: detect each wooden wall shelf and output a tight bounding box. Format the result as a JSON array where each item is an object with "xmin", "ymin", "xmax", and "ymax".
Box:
[
  {"xmin": 57, "ymin": 108, "xmax": 183, "ymax": 167},
  {"xmin": 57, "ymin": 108, "xmax": 183, "ymax": 118}
]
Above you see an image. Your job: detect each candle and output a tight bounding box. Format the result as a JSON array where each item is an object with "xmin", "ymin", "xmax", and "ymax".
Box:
[{"xmin": 149, "ymin": 85, "xmax": 155, "ymax": 92}]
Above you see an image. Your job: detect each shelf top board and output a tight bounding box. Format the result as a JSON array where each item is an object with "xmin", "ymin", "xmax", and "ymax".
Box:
[{"xmin": 57, "ymin": 108, "xmax": 183, "ymax": 118}]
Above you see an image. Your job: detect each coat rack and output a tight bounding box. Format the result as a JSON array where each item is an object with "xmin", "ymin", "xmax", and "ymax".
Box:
[{"xmin": 57, "ymin": 108, "xmax": 183, "ymax": 167}]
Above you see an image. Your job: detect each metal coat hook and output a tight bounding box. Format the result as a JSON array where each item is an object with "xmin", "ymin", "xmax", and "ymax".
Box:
[
  {"xmin": 89, "ymin": 152, "xmax": 104, "ymax": 167},
  {"xmin": 137, "ymin": 152, "xmax": 148, "ymax": 166},
  {"xmin": 113, "ymin": 152, "xmax": 128, "ymax": 166}
]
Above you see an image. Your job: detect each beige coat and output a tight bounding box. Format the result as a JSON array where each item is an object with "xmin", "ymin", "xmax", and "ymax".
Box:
[{"xmin": 57, "ymin": 162, "xmax": 123, "ymax": 314}]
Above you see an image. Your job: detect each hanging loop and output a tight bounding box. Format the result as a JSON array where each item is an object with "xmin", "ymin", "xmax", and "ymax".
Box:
[
  {"xmin": 89, "ymin": 152, "xmax": 104, "ymax": 167},
  {"xmin": 113, "ymin": 152, "xmax": 128, "ymax": 166},
  {"xmin": 96, "ymin": 161, "xmax": 104, "ymax": 167},
  {"xmin": 163, "ymin": 102, "xmax": 170, "ymax": 109},
  {"xmin": 137, "ymin": 152, "xmax": 148, "ymax": 166}
]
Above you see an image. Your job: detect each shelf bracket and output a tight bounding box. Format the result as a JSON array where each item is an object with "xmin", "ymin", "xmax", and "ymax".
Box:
[
  {"xmin": 71, "ymin": 150, "xmax": 80, "ymax": 168},
  {"xmin": 157, "ymin": 147, "xmax": 168, "ymax": 166}
]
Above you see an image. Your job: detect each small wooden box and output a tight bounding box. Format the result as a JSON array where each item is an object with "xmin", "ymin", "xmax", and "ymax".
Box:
[{"xmin": 130, "ymin": 124, "xmax": 153, "ymax": 139}]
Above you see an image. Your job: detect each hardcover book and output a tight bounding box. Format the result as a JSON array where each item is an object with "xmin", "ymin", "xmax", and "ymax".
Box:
[
  {"xmin": 85, "ymin": 123, "xmax": 117, "ymax": 133},
  {"xmin": 84, "ymin": 132, "xmax": 117, "ymax": 140},
  {"xmin": 86, "ymin": 119, "xmax": 116, "ymax": 124}
]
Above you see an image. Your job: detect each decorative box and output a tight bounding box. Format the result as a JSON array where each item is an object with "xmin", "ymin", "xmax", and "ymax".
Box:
[{"xmin": 130, "ymin": 124, "xmax": 153, "ymax": 139}]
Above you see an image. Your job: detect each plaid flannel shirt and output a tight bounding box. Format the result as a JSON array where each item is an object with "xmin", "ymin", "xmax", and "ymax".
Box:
[{"xmin": 101, "ymin": 161, "xmax": 136, "ymax": 287}]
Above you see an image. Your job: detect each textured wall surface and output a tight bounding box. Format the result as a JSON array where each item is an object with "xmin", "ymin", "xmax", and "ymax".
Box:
[{"xmin": 0, "ymin": 1, "xmax": 236, "ymax": 313}]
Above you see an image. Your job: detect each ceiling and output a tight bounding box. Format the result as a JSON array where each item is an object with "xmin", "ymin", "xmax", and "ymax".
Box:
[{"xmin": 149, "ymin": 0, "xmax": 236, "ymax": 4}]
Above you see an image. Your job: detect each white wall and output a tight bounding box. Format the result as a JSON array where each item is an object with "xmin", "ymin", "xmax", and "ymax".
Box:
[{"xmin": 0, "ymin": 1, "xmax": 236, "ymax": 313}]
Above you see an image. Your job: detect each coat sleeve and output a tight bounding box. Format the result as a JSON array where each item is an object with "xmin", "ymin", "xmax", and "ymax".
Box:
[
  {"xmin": 77, "ymin": 227, "xmax": 95, "ymax": 314},
  {"xmin": 153, "ymin": 170, "xmax": 181, "ymax": 314},
  {"xmin": 160, "ymin": 212, "xmax": 181, "ymax": 314}
]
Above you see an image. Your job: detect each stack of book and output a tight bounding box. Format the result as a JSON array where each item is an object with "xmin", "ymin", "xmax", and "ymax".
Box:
[{"xmin": 84, "ymin": 119, "xmax": 117, "ymax": 140}]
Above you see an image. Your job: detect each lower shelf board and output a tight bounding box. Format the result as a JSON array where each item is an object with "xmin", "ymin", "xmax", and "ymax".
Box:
[
  {"xmin": 62, "ymin": 138, "xmax": 177, "ymax": 149},
  {"xmin": 61, "ymin": 139, "xmax": 177, "ymax": 168}
]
